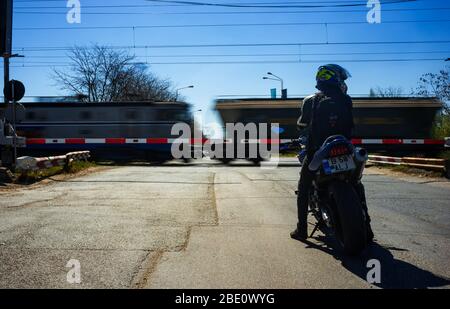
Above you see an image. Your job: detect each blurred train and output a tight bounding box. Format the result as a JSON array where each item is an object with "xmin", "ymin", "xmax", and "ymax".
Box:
[
  {"xmin": 14, "ymin": 101, "xmax": 197, "ymax": 161},
  {"xmin": 4, "ymin": 96, "xmax": 446, "ymax": 163},
  {"xmin": 215, "ymin": 96, "xmax": 445, "ymax": 155}
]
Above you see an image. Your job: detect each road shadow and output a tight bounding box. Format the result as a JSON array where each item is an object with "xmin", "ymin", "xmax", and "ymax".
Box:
[{"xmin": 300, "ymin": 234, "xmax": 450, "ymax": 289}]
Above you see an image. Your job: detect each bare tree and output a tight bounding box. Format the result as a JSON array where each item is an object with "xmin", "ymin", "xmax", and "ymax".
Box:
[
  {"xmin": 416, "ymin": 67, "xmax": 450, "ymax": 113},
  {"xmin": 53, "ymin": 45, "xmax": 177, "ymax": 102},
  {"xmin": 114, "ymin": 64, "xmax": 178, "ymax": 102},
  {"xmin": 369, "ymin": 86, "xmax": 403, "ymax": 98}
]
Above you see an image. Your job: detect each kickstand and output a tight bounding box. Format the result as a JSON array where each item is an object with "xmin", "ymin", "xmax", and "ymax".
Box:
[{"xmin": 310, "ymin": 222, "xmax": 320, "ymax": 238}]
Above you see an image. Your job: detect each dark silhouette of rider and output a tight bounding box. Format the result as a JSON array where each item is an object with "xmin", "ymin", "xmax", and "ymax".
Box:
[{"xmin": 291, "ymin": 64, "xmax": 374, "ymax": 242}]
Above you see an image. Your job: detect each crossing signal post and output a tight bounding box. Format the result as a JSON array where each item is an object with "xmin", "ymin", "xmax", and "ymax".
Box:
[
  {"xmin": 1, "ymin": 0, "xmax": 26, "ymax": 170},
  {"xmin": 3, "ymin": 80, "xmax": 26, "ymax": 168}
]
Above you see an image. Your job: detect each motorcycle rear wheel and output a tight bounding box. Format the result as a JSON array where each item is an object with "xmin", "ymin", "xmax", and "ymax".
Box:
[{"xmin": 329, "ymin": 181, "xmax": 367, "ymax": 256}]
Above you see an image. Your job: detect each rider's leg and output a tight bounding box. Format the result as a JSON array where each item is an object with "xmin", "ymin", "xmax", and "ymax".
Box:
[
  {"xmin": 354, "ymin": 182, "xmax": 374, "ymax": 242},
  {"xmin": 291, "ymin": 156, "xmax": 314, "ymax": 241}
]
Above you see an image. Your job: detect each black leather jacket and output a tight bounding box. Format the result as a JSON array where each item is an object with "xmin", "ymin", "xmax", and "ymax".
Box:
[{"xmin": 297, "ymin": 92, "xmax": 354, "ymax": 156}]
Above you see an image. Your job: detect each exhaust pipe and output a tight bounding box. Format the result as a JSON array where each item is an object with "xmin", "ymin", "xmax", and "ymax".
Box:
[
  {"xmin": 354, "ymin": 147, "xmax": 368, "ymax": 180},
  {"xmin": 354, "ymin": 147, "xmax": 368, "ymax": 163}
]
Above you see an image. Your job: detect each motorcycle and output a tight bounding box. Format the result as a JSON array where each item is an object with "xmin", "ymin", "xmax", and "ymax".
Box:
[{"xmin": 297, "ymin": 135, "xmax": 370, "ymax": 255}]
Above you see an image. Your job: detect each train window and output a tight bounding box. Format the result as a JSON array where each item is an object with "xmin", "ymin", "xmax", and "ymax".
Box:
[
  {"xmin": 80, "ymin": 111, "xmax": 92, "ymax": 120},
  {"xmin": 155, "ymin": 109, "xmax": 190, "ymax": 122},
  {"xmin": 126, "ymin": 110, "xmax": 138, "ymax": 120},
  {"xmin": 176, "ymin": 111, "xmax": 191, "ymax": 122},
  {"xmin": 79, "ymin": 129, "xmax": 92, "ymax": 135},
  {"xmin": 26, "ymin": 112, "xmax": 36, "ymax": 120},
  {"xmin": 38, "ymin": 113, "xmax": 47, "ymax": 121},
  {"xmin": 156, "ymin": 109, "xmax": 170, "ymax": 121}
]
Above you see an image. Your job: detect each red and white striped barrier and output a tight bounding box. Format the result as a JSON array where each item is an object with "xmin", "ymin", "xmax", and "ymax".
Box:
[
  {"xmin": 36, "ymin": 155, "xmax": 67, "ymax": 170},
  {"xmin": 368, "ymin": 155, "xmax": 449, "ymax": 177},
  {"xmin": 25, "ymin": 137, "xmax": 446, "ymax": 146},
  {"xmin": 66, "ymin": 151, "xmax": 91, "ymax": 161},
  {"xmin": 16, "ymin": 151, "xmax": 90, "ymax": 172},
  {"xmin": 367, "ymin": 155, "xmax": 403, "ymax": 164},
  {"xmin": 352, "ymin": 139, "xmax": 445, "ymax": 145}
]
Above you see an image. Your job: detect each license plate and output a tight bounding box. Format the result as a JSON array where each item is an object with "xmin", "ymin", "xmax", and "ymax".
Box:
[{"xmin": 322, "ymin": 155, "xmax": 355, "ymax": 175}]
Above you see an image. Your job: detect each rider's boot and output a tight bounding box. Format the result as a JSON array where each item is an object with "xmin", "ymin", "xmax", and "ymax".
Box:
[
  {"xmin": 290, "ymin": 223, "xmax": 308, "ymax": 241},
  {"xmin": 366, "ymin": 223, "xmax": 374, "ymax": 244}
]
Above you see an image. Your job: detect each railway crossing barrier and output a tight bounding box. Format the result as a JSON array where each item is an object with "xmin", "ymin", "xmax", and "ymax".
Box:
[
  {"xmin": 16, "ymin": 151, "xmax": 91, "ymax": 172},
  {"xmin": 368, "ymin": 155, "xmax": 450, "ymax": 178}
]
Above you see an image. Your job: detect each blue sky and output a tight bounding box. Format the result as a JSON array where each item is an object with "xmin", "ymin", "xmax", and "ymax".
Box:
[{"xmin": 3, "ymin": 0, "xmax": 450, "ymax": 124}]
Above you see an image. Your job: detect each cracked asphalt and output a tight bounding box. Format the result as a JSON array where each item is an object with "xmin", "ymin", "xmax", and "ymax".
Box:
[{"xmin": 0, "ymin": 158, "xmax": 449, "ymax": 288}]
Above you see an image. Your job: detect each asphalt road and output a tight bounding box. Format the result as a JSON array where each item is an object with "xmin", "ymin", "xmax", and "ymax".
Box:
[{"xmin": 0, "ymin": 158, "xmax": 449, "ymax": 288}]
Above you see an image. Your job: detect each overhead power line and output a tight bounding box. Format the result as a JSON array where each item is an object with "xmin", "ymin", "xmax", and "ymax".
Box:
[
  {"xmin": 14, "ymin": 50, "xmax": 450, "ymax": 59},
  {"xmin": 13, "ymin": 40, "xmax": 450, "ymax": 52},
  {"xmin": 13, "ymin": 0, "xmax": 386, "ymax": 3},
  {"xmin": 13, "ymin": 0, "xmax": 418, "ymax": 9},
  {"xmin": 13, "ymin": 19, "xmax": 450, "ymax": 31},
  {"xmin": 13, "ymin": 7, "xmax": 450, "ymax": 15},
  {"xmin": 144, "ymin": 0, "xmax": 416, "ymax": 8},
  {"xmin": 6, "ymin": 58, "xmax": 449, "ymax": 68},
  {"xmin": 14, "ymin": 51, "xmax": 450, "ymax": 59},
  {"xmin": 12, "ymin": 0, "xmax": 418, "ymax": 7}
]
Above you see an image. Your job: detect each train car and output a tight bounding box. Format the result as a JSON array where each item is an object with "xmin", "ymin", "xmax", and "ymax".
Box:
[
  {"xmin": 15, "ymin": 101, "xmax": 195, "ymax": 161},
  {"xmin": 215, "ymin": 97, "xmax": 444, "ymax": 155}
]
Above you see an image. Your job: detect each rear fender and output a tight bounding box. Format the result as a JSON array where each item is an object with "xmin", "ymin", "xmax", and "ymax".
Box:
[{"xmin": 308, "ymin": 136, "xmax": 354, "ymax": 171}]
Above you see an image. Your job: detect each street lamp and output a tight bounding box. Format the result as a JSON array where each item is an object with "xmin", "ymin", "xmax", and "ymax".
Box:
[
  {"xmin": 263, "ymin": 72, "xmax": 285, "ymax": 98},
  {"xmin": 175, "ymin": 85, "xmax": 194, "ymax": 101},
  {"xmin": 192, "ymin": 108, "xmax": 202, "ymax": 128},
  {"xmin": 267, "ymin": 72, "xmax": 283, "ymax": 93}
]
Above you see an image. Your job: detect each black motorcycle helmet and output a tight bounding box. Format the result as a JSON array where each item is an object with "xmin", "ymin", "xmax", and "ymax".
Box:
[{"xmin": 315, "ymin": 64, "xmax": 351, "ymax": 93}]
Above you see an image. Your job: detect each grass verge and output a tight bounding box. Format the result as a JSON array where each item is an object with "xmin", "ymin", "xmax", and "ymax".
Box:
[
  {"xmin": 370, "ymin": 164, "xmax": 445, "ymax": 178},
  {"xmin": 279, "ymin": 152, "xmax": 299, "ymax": 158},
  {"xmin": 15, "ymin": 161, "xmax": 97, "ymax": 184}
]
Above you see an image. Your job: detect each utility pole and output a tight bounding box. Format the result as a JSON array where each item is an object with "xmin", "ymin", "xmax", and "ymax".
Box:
[
  {"xmin": 1, "ymin": 0, "xmax": 13, "ymax": 169},
  {"xmin": 3, "ymin": 56, "xmax": 9, "ymax": 104},
  {"xmin": 1, "ymin": 0, "xmax": 18, "ymax": 170},
  {"xmin": 2, "ymin": 0, "xmax": 13, "ymax": 106}
]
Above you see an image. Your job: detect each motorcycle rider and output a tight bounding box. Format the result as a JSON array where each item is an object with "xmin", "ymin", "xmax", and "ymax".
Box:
[{"xmin": 291, "ymin": 64, "xmax": 374, "ymax": 242}]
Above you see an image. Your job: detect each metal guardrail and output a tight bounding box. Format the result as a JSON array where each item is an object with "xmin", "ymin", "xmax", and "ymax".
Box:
[
  {"xmin": 368, "ymin": 155, "xmax": 450, "ymax": 178},
  {"xmin": 16, "ymin": 151, "xmax": 91, "ymax": 172}
]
